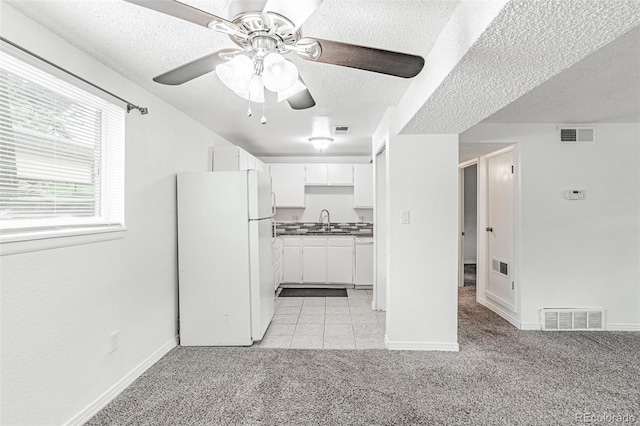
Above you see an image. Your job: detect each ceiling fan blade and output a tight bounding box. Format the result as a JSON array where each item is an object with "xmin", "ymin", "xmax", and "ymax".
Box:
[
  {"xmin": 262, "ymin": 0, "xmax": 324, "ymax": 30},
  {"xmin": 124, "ymin": 0, "xmax": 230, "ymax": 28},
  {"xmin": 153, "ymin": 49, "xmax": 240, "ymax": 85},
  {"xmin": 286, "ymin": 87, "xmax": 316, "ymax": 110},
  {"xmin": 298, "ymin": 38, "xmax": 425, "ymax": 78}
]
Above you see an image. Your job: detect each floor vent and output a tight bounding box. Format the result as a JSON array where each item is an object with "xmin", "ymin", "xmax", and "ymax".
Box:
[
  {"xmin": 540, "ymin": 308, "xmax": 604, "ymax": 331},
  {"xmin": 558, "ymin": 127, "xmax": 596, "ymax": 143}
]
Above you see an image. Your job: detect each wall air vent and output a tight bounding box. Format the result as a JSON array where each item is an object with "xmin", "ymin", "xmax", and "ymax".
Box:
[
  {"xmin": 540, "ymin": 308, "xmax": 604, "ymax": 331},
  {"xmin": 333, "ymin": 125, "xmax": 350, "ymax": 135},
  {"xmin": 558, "ymin": 127, "xmax": 596, "ymax": 143}
]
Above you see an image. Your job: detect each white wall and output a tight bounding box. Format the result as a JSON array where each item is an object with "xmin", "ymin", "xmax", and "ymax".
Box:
[
  {"xmin": 461, "ymin": 123, "xmax": 640, "ymax": 330},
  {"xmin": 386, "ymin": 133, "xmax": 459, "ymax": 350},
  {"xmin": 0, "ymin": 4, "xmax": 232, "ymax": 424},
  {"xmin": 463, "ymin": 164, "xmax": 478, "ymax": 263}
]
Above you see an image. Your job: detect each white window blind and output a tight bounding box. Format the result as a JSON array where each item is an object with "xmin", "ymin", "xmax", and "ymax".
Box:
[{"xmin": 0, "ymin": 50, "xmax": 124, "ymax": 232}]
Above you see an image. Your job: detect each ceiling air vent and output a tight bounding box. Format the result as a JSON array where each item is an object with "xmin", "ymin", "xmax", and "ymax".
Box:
[
  {"xmin": 540, "ymin": 308, "xmax": 604, "ymax": 331},
  {"xmin": 558, "ymin": 127, "xmax": 596, "ymax": 143},
  {"xmin": 333, "ymin": 125, "xmax": 350, "ymax": 135}
]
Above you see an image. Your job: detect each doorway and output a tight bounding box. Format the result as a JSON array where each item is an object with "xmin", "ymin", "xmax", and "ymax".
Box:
[
  {"xmin": 459, "ymin": 145, "xmax": 519, "ymax": 329},
  {"xmin": 373, "ymin": 145, "xmax": 386, "ymax": 311},
  {"xmin": 458, "ymin": 160, "xmax": 478, "ymax": 289},
  {"xmin": 476, "ymin": 145, "xmax": 519, "ymax": 327}
]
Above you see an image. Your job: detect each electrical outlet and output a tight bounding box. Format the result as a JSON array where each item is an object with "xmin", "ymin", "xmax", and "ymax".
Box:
[
  {"xmin": 359, "ymin": 216, "xmax": 364, "ymax": 223},
  {"xmin": 291, "ymin": 216, "xmax": 298, "ymax": 222},
  {"xmin": 109, "ymin": 331, "xmax": 120, "ymax": 353}
]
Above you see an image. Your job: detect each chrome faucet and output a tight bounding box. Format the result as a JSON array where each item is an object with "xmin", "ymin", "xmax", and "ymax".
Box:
[{"xmin": 319, "ymin": 209, "xmax": 331, "ymax": 231}]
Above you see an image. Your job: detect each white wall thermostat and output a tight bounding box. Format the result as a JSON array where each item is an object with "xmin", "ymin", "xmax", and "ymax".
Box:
[{"xmin": 564, "ymin": 190, "xmax": 585, "ymax": 200}]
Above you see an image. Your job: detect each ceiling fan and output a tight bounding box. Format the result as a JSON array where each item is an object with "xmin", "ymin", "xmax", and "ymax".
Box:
[{"xmin": 125, "ymin": 0, "xmax": 425, "ymax": 112}]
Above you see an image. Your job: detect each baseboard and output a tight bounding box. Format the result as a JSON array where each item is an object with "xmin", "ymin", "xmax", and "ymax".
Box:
[
  {"xmin": 477, "ymin": 296, "xmax": 521, "ymax": 329},
  {"xmin": 519, "ymin": 322, "xmax": 541, "ymax": 330},
  {"xmin": 605, "ymin": 323, "xmax": 640, "ymax": 331},
  {"xmin": 384, "ymin": 335, "xmax": 459, "ymax": 351},
  {"xmin": 65, "ymin": 335, "xmax": 178, "ymax": 426}
]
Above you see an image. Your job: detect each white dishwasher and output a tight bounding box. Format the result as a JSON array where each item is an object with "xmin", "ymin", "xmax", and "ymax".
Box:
[{"xmin": 354, "ymin": 238, "xmax": 374, "ymax": 287}]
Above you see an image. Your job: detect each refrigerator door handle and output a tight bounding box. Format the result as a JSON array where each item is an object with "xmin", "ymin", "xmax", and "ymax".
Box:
[{"xmin": 271, "ymin": 192, "xmax": 277, "ymax": 217}]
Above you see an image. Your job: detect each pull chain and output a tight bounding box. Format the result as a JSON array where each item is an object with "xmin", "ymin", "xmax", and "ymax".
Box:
[{"xmin": 261, "ymin": 99, "xmax": 267, "ymax": 124}]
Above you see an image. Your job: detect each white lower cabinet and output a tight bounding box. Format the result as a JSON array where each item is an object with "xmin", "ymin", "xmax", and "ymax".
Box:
[
  {"xmin": 327, "ymin": 238, "xmax": 354, "ymax": 284},
  {"xmin": 273, "ymin": 237, "xmax": 283, "ymax": 290},
  {"xmin": 281, "ymin": 236, "xmax": 354, "ymax": 284},
  {"xmin": 282, "ymin": 238, "xmax": 302, "ymax": 283},
  {"xmin": 302, "ymin": 238, "xmax": 327, "ymax": 283},
  {"xmin": 355, "ymin": 238, "xmax": 374, "ymax": 285}
]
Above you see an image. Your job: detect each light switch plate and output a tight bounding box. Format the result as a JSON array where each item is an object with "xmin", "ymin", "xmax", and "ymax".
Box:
[{"xmin": 401, "ymin": 211, "xmax": 410, "ymax": 224}]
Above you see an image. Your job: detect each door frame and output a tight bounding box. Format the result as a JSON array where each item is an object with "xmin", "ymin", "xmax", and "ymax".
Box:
[
  {"xmin": 372, "ymin": 142, "xmax": 387, "ymax": 311},
  {"xmin": 458, "ymin": 159, "xmax": 478, "ymax": 288},
  {"xmin": 477, "ymin": 144, "xmax": 522, "ymax": 328}
]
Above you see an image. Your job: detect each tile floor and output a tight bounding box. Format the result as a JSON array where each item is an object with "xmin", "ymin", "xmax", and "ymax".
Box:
[{"xmin": 254, "ymin": 289, "xmax": 386, "ymax": 350}]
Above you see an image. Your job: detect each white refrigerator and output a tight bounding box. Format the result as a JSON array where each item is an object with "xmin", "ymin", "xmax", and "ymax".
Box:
[{"xmin": 177, "ymin": 170, "xmax": 275, "ymax": 346}]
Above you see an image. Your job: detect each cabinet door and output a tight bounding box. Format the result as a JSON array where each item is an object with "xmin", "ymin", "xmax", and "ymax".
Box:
[
  {"xmin": 327, "ymin": 238, "xmax": 354, "ymax": 284},
  {"xmin": 305, "ymin": 164, "xmax": 328, "ymax": 185},
  {"xmin": 355, "ymin": 240, "xmax": 374, "ymax": 285},
  {"xmin": 282, "ymin": 244, "xmax": 302, "ymax": 283},
  {"xmin": 246, "ymin": 154, "xmax": 257, "ymax": 171},
  {"xmin": 212, "ymin": 146, "xmax": 239, "ymax": 171},
  {"xmin": 353, "ymin": 164, "xmax": 373, "ymax": 208},
  {"xmin": 302, "ymin": 238, "xmax": 327, "ymax": 283},
  {"xmin": 273, "ymin": 237, "xmax": 283, "ymax": 290},
  {"xmin": 238, "ymin": 149, "xmax": 249, "ymax": 170},
  {"xmin": 328, "ymin": 164, "xmax": 353, "ymax": 185},
  {"xmin": 269, "ymin": 164, "xmax": 305, "ymax": 208}
]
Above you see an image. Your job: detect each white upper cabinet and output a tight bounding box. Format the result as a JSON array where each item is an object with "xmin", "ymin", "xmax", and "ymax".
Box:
[
  {"xmin": 212, "ymin": 146, "xmax": 264, "ymax": 172},
  {"xmin": 268, "ymin": 164, "xmax": 306, "ymax": 208},
  {"xmin": 305, "ymin": 164, "xmax": 353, "ymax": 186},
  {"xmin": 329, "ymin": 164, "xmax": 354, "ymax": 185},
  {"xmin": 353, "ymin": 164, "xmax": 373, "ymax": 208},
  {"xmin": 305, "ymin": 164, "xmax": 328, "ymax": 185}
]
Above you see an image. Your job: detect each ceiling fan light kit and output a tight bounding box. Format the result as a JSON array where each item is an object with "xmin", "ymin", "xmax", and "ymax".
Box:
[
  {"xmin": 309, "ymin": 136, "xmax": 333, "ymax": 152},
  {"xmin": 125, "ymin": 0, "xmax": 425, "ymax": 119},
  {"xmin": 262, "ymin": 53, "xmax": 298, "ymax": 92}
]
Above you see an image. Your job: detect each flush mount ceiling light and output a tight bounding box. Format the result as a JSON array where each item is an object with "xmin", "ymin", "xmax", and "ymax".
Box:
[
  {"xmin": 309, "ymin": 136, "xmax": 333, "ymax": 152},
  {"xmin": 126, "ymin": 0, "xmax": 425, "ymax": 123}
]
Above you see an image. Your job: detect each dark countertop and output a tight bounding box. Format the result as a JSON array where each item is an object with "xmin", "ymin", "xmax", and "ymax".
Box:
[{"xmin": 276, "ymin": 222, "xmax": 373, "ymax": 238}]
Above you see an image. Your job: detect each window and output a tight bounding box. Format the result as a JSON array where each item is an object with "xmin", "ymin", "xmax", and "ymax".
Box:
[{"xmin": 0, "ymin": 50, "xmax": 124, "ymax": 238}]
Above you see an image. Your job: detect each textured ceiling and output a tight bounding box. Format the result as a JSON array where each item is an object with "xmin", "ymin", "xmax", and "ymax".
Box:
[
  {"xmin": 5, "ymin": 1, "xmax": 639, "ymax": 159},
  {"xmin": 401, "ymin": 0, "xmax": 640, "ymax": 135},
  {"xmin": 482, "ymin": 26, "xmax": 640, "ymax": 124},
  {"xmin": 5, "ymin": 0, "xmax": 460, "ymax": 157}
]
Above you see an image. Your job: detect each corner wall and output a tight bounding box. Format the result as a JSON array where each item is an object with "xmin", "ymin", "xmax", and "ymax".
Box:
[
  {"xmin": 461, "ymin": 123, "xmax": 640, "ymax": 330},
  {"xmin": 0, "ymin": 4, "xmax": 232, "ymax": 424},
  {"xmin": 386, "ymin": 134, "xmax": 459, "ymax": 350}
]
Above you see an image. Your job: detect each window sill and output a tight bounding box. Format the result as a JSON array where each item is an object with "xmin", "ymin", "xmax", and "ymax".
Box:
[{"xmin": 0, "ymin": 225, "xmax": 127, "ymax": 256}]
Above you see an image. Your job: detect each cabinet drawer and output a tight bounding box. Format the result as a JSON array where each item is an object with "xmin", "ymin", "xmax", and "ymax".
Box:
[
  {"xmin": 303, "ymin": 237, "xmax": 327, "ymax": 247},
  {"xmin": 327, "ymin": 237, "xmax": 354, "ymax": 247}
]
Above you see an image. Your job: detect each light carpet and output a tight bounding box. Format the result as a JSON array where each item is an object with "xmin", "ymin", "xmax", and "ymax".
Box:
[{"xmin": 87, "ymin": 286, "xmax": 640, "ymax": 425}]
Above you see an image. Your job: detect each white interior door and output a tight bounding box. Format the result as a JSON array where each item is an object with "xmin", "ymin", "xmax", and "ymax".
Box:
[{"xmin": 486, "ymin": 151, "xmax": 515, "ymax": 312}]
